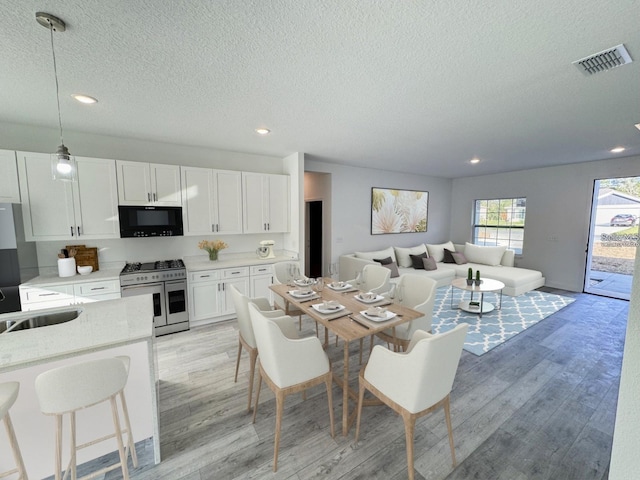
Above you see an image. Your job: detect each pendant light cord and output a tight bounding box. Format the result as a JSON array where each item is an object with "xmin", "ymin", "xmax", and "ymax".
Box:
[{"xmin": 49, "ymin": 23, "xmax": 64, "ymax": 146}]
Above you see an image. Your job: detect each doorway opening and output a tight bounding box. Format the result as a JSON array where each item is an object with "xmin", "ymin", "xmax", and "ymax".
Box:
[
  {"xmin": 585, "ymin": 176, "xmax": 639, "ymax": 300},
  {"xmin": 305, "ymin": 200, "xmax": 323, "ymax": 278}
]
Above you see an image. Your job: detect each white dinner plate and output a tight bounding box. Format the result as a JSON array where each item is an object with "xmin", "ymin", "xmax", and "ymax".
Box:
[
  {"xmin": 288, "ymin": 289, "xmax": 314, "ymax": 298},
  {"xmin": 312, "ymin": 303, "xmax": 345, "ymax": 314},
  {"xmin": 359, "ymin": 310, "xmax": 397, "ymax": 322},
  {"xmin": 327, "ymin": 282, "xmax": 352, "ymax": 291},
  {"xmin": 354, "ymin": 294, "xmax": 384, "ymax": 304}
]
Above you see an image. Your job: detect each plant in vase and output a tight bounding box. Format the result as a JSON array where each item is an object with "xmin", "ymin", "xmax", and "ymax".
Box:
[
  {"xmin": 466, "ymin": 267, "xmax": 474, "ymax": 286},
  {"xmin": 475, "ymin": 270, "xmax": 482, "ymax": 286},
  {"xmin": 198, "ymin": 239, "xmax": 228, "ymax": 261}
]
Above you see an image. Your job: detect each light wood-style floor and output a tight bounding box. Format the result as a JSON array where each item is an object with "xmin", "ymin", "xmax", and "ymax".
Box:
[{"xmin": 79, "ymin": 287, "xmax": 626, "ymax": 480}]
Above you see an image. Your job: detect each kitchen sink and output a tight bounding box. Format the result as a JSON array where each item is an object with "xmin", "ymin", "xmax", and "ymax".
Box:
[{"xmin": 1, "ymin": 308, "xmax": 82, "ymax": 334}]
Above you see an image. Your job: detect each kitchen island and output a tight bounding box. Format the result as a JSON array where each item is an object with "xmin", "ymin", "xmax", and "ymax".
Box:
[{"xmin": 0, "ymin": 295, "xmax": 159, "ymax": 479}]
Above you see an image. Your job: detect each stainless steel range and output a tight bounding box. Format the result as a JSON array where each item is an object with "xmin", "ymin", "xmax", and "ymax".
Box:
[{"xmin": 120, "ymin": 259, "xmax": 188, "ymax": 336}]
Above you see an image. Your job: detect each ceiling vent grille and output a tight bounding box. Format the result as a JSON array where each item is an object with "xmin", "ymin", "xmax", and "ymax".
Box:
[{"xmin": 573, "ymin": 44, "xmax": 633, "ymax": 76}]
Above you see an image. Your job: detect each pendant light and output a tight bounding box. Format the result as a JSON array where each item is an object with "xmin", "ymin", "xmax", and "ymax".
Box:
[{"xmin": 36, "ymin": 12, "xmax": 77, "ymax": 182}]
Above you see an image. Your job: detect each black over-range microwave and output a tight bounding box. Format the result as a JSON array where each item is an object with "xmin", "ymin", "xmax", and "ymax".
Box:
[{"xmin": 118, "ymin": 206, "xmax": 183, "ymax": 238}]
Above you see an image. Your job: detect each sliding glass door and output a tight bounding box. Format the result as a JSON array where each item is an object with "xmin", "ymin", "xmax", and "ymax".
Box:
[{"xmin": 585, "ymin": 176, "xmax": 639, "ymax": 300}]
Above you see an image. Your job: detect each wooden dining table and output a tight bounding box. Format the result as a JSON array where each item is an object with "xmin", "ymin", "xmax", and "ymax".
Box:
[{"xmin": 270, "ymin": 279, "xmax": 423, "ymax": 436}]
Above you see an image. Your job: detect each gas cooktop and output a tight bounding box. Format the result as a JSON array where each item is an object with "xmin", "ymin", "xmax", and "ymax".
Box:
[{"xmin": 120, "ymin": 259, "xmax": 185, "ymax": 274}]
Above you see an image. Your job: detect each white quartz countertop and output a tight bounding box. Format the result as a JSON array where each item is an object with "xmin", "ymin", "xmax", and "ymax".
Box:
[
  {"xmin": 20, "ymin": 266, "xmax": 123, "ymax": 287},
  {"xmin": 183, "ymin": 253, "xmax": 294, "ymax": 272},
  {"xmin": 0, "ymin": 295, "xmax": 154, "ymax": 373}
]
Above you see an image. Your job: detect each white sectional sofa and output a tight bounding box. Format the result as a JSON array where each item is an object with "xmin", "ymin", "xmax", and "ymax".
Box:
[{"xmin": 339, "ymin": 241, "xmax": 545, "ymax": 296}]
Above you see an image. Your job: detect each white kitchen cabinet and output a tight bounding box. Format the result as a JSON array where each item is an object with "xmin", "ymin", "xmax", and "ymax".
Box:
[
  {"xmin": 250, "ymin": 264, "xmax": 274, "ymax": 305},
  {"xmin": 242, "ymin": 173, "xmax": 290, "ymax": 233},
  {"xmin": 0, "ymin": 149, "xmax": 20, "ymax": 203},
  {"xmin": 17, "ymin": 152, "xmax": 119, "ymax": 241},
  {"xmin": 188, "ymin": 267, "xmax": 250, "ymax": 322},
  {"xmin": 19, "ymin": 279, "xmax": 120, "ymax": 311},
  {"xmin": 116, "ymin": 160, "xmax": 181, "ymax": 206},
  {"xmin": 181, "ymin": 167, "xmax": 243, "ymax": 235},
  {"xmin": 73, "ymin": 279, "xmax": 121, "ymax": 304}
]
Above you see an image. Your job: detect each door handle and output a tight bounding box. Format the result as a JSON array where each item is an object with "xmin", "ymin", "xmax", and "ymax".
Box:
[
  {"xmin": 77, "ymin": 225, "xmax": 81, "ymax": 236},
  {"xmin": 70, "ymin": 226, "xmax": 74, "ymax": 236},
  {"xmin": 153, "ymin": 192, "xmax": 157, "ymax": 202},
  {"xmin": 148, "ymin": 192, "xmax": 151, "ymax": 202}
]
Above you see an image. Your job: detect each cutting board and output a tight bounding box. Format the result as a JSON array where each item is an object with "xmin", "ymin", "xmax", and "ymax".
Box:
[{"xmin": 66, "ymin": 244, "xmax": 99, "ymax": 272}]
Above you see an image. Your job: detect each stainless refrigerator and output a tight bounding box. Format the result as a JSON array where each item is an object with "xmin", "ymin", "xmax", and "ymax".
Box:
[{"xmin": 0, "ymin": 203, "xmax": 39, "ymax": 313}]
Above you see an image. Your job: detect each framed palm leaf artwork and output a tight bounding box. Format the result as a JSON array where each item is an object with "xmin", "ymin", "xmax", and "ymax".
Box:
[{"xmin": 371, "ymin": 187, "xmax": 428, "ymax": 234}]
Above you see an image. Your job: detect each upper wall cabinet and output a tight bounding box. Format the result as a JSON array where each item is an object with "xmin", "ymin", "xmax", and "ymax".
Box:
[
  {"xmin": 116, "ymin": 160, "xmax": 181, "ymax": 206},
  {"xmin": 17, "ymin": 152, "xmax": 120, "ymax": 241},
  {"xmin": 242, "ymin": 173, "xmax": 290, "ymax": 233},
  {"xmin": 0, "ymin": 149, "xmax": 21, "ymax": 203},
  {"xmin": 181, "ymin": 167, "xmax": 243, "ymax": 235}
]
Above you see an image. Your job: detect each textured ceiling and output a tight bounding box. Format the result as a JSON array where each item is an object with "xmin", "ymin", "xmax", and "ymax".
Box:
[{"xmin": 1, "ymin": 0, "xmax": 639, "ymax": 178}]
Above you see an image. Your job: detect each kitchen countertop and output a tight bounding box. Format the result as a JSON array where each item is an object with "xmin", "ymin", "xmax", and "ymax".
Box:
[
  {"xmin": 20, "ymin": 266, "xmax": 123, "ymax": 287},
  {"xmin": 0, "ymin": 295, "xmax": 153, "ymax": 373},
  {"xmin": 182, "ymin": 253, "xmax": 295, "ymax": 272}
]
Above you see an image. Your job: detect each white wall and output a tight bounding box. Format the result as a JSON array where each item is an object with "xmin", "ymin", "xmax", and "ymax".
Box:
[
  {"xmin": 0, "ymin": 121, "xmax": 285, "ymax": 173},
  {"xmin": 304, "ymin": 159, "xmax": 453, "ymax": 265},
  {"xmin": 450, "ymin": 155, "xmax": 640, "ymax": 292}
]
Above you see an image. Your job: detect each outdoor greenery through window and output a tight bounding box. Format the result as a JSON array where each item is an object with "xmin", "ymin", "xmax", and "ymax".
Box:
[{"xmin": 473, "ymin": 198, "xmax": 526, "ymax": 254}]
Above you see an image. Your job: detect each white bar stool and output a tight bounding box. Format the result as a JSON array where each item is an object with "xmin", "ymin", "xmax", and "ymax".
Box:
[
  {"xmin": 0, "ymin": 381, "xmax": 28, "ymax": 480},
  {"xmin": 35, "ymin": 356, "xmax": 138, "ymax": 480}
]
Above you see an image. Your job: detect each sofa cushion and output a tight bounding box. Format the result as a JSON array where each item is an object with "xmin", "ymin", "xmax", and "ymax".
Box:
[
  {"xmin": 426, "ymin": 241, "xmax": 455, "ymax": 262},
  {"xmin": 451, "ymin": 251, "xmax": 468, "ymax": 265},
  {"xmin": 394, "ymin": 244, "xmax": 427, "ymax": 268},
  {"xmin": 422, "ymin": 257, "xmax": 437, "ymax": 271},
  {"xmin": 410, "ymin": 252, "xmax": 428, "ymax": 269},
  {"xmin": 355, "ymin": 247, "xmax": 396, "ymax": 263},
  {"xmin": 443, "ymin": 248, "xmax": 456, "ymax": 263},
  {"xmin": 374, "ymin": 256, "xmax": 400, "ymax": 278},
  {"xmin": 464, "ymin": 243, "xmax": 506, "ymax": 266}
]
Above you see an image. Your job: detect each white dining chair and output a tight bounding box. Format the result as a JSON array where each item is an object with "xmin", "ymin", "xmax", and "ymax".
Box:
[
  {"xmin": 346, "ymin": 264, "xmax": 391, "ymax": 295},
  {"xmin": 355, "ymin": 324, "xmax": 469, "ymax": 480},
  {"xmin": 248, "ymin": 303, "xmax": 334, "ymax": 472},
  {"xmin": 272, "ymin": 261, "xmax": 305, "ymax": 329},
  {"xmin": 230, "ymin": 284, "xmax": 284, "ymax": 412},
  {"xmin": 375, "ymin": 274, "xmax": 438, "ymax": 352}
]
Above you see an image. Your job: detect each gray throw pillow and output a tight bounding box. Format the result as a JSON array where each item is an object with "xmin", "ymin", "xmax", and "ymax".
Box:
[
  {"xmin": 422, "ymin": 257, "xmax": 437, "ymax": 270},
  {"xmin": 374, "ymin": 257, "xmax": 400, "ymax": 278},
  {"xmin": 451, "ymin": 251, "xmax": 468, "ymax": 265}
]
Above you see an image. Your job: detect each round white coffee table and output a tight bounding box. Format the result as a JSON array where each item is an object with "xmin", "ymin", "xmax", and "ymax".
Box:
[{"xmin": 450, "ymin": 277, "xmax": 505, "ymax": 318}]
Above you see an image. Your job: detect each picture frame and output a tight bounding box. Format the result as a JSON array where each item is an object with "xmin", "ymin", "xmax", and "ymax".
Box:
[{"xmin": 371, "ymin": 187, "xmax": 428, "ymax": 234}]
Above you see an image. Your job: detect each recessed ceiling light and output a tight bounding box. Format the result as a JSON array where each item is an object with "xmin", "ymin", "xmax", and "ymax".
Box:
[
  {"xmin": 255, "ymin": 128, "xmax": 270, "ymax": 135},
  {"xmin": 470, "ymin": 157, "xmax": 480, "ymax": 164},
  {"xmin": 72, "ymin": 94, "xmax": 98, "ymax": 104},
  {"xmin": 610, "ymin": 146, "xmax": 626, "ymax": 153},
  {"xmin": 634, "ymin": 123, "xmax": 640, "ymax": 131}
]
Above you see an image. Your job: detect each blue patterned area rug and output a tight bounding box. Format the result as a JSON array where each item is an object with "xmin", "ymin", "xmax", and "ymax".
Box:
[{"xmin": 432, "ymin": 287, "xmax": 575, "ymax": 356}]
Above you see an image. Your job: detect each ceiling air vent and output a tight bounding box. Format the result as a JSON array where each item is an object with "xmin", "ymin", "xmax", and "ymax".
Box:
[{"xmin": 573, "ymin": 44, "xmax": 633, "ymax": 76}]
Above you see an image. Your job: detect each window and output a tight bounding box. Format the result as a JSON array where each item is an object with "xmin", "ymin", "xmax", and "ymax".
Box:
[{"xmin": 473, "ymin": 197, "xmax": 526, "ymax": 254}]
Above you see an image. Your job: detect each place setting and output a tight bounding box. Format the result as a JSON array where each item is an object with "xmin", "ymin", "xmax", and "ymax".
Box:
[
  {"xmin": 287, "ymin": 288, "xmax": 320, "ymax": 302},
  {"xmin": 326, "ymin": 280, "xmax": 356, "ymax": 292},
  {"xmin": 310, "ymin": 299, "xmax": 351, "ymax": 321},
  {"xmin": 353, "ymin": 291, "xmax": 391, "ymax": 306}
]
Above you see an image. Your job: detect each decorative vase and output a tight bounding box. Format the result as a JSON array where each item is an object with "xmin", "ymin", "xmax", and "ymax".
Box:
[
  {"xmin": 466, "ymin": 279, "xmax": 474, "ymax": 286},
  {"xmin": 208, "ymin": 250, "xmax": 218, "ymax": 261}
]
